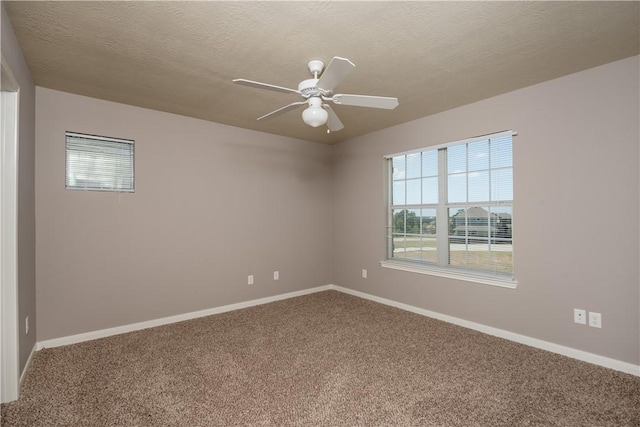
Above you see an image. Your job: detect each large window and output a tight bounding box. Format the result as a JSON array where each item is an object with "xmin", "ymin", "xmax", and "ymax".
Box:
[
  {"xmin": 65, "ymin": 132, "xmax": 135, "ymax": 192},
  {"xmin": 384, "ymin": 131, "xmax": 515, "ymax": 286}
]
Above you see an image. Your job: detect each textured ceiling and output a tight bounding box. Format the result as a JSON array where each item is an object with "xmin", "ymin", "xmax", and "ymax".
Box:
[{"xmin": 4, "ymin": 1, "xmax": 639, "ymax": 144}]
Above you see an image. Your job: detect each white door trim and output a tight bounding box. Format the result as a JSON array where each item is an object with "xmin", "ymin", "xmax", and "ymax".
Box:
[{"xmin": 1, "ymin": 54, "xmax": 20, "ymax": 403}]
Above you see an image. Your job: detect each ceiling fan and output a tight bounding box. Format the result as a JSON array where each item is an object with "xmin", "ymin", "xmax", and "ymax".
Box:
[{"xmin": 233, "ymin": 57, "xmax": 399, "ymax": 133}]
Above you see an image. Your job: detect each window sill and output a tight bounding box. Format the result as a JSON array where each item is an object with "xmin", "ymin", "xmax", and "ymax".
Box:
[{"xmin": 379, "ymin": 260, "xmax": 517, "ymax": 289}]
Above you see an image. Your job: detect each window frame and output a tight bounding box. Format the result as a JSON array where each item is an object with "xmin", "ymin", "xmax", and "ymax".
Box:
[
  {"xmin": 65, "ymin": 131, "xmax": 135, "ymax": 193},
  {"xmin": 381, "ymin": 130, "xmax": 517, "ymax": 289}
]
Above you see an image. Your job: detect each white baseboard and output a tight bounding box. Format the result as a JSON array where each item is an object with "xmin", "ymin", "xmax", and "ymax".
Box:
[
  {"xmin": 37, "ymin": 285, "xmax": 332, "ymax": 350},
  {"xmin": 328, "ymin": 284, "xmax": 640, "ymax": 377},
  {"xmin": 35, "ymin": 283, "xmax": 639, "ymax": 377}
]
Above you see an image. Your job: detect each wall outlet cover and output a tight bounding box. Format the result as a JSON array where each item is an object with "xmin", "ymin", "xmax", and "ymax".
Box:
[
  {"xmin": 589, "ymin": 312, "xmax": 602, "ymax": 328},
  {"xmin": 574, "ymin": 309, "xmax": 586, "ymax": 325}
]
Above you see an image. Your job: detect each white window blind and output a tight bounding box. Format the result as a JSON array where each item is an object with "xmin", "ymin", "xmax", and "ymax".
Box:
[
  {"xmin": 65, "ymin": 132, "xmax": 135, "ymax": 192},
  {"xmin": 384, "ymin": 130, "xmax": 515, "ymax": 283}
]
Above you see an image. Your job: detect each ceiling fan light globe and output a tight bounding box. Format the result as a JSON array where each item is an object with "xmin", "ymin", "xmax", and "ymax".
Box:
[{"xmin": 302, "ymin": 105, "xmax": 328, "ymax": 127}]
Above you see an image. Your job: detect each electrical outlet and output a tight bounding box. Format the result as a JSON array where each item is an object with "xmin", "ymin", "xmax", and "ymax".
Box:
[
  {"xmin": 589, "ymin": 312, "xmax": 602, "ymax": 328},
  {"xmin": 248, "ymin": 275, "xmax": 254, "ymax": 285},
  {"xmin": 362, "ymin": 269, "xmax": 367, "ymax": 279},
  {"xmin": 574, "ymin": 309, "xmax": 586, "ymax": 325},
  {"xmin": 25, "ymin": 316, "xmax": 29, "ymax": 335},
  {"xmin": 273, "ymin": 271, "xmax": 279, "ymax": 280}
]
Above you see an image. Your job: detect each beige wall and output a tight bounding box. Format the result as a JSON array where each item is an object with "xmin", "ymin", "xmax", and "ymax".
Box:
[
  {"xmin": 34, "ymin": 56, "xmax": 640, "ymax": 366},
  {"xmin": 1, "ymin": 3, "xmax": 37, "ymax": 373},
  {"xmin": 333, "ymin": 56, "xmax": 640, "ymax": 365},
  {"xmin": 35, "ymin": 88, "xmax": 333, "ymax": 340}
]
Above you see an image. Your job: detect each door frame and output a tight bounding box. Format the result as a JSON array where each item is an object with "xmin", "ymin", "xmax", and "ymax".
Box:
[{"xmin": 1, "ymin": 53, "xmax": 20, "ymax": 403}]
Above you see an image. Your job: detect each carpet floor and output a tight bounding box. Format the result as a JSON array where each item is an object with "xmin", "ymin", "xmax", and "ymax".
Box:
[{"xmin": 2, "ymin": 290, "xmax": 639, "ymax": 426}]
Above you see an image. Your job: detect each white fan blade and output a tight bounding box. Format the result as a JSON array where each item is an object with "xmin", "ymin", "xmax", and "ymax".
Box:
[
  {"xmin": 257, "ymin": 101, "xmax": 306, "ymax": 121},
  {"xmin": 316, "ymin": 57, "xmax": 355, "ymax": 91},
  {"xmin": 233, "ymin": 79, "xmax": 301, "ymax": 96},
  {"xmin": 323, "ymin": 105, "xmax": 344, "ymax": 132},
  {"xmin": 332, "ymin": 94, "xmax": 399, "ymax": 110}
]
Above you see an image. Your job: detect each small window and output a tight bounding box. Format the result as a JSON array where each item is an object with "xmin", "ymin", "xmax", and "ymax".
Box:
[
  {"xmin": 383, "ymin": 131, "xmax": 515, "ymax": 286},
  {"xmin": 65, "ymin": 132, "xmax": 134, "ymax": 192}
]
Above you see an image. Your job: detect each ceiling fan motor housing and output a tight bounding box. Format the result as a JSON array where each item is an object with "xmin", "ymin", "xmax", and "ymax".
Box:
[{"xmin": 298, "ymin": 78, "xmax": 327, "ymax": 98}]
